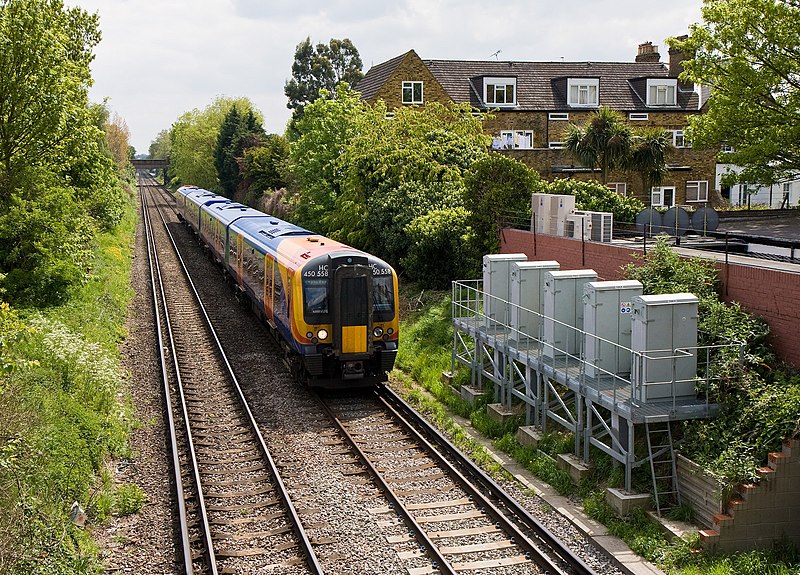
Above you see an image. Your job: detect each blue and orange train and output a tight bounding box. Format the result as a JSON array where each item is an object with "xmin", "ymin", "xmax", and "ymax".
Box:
[{"xmin": 174, "ymin": 185, "xmax": 399, "ymax": 386}]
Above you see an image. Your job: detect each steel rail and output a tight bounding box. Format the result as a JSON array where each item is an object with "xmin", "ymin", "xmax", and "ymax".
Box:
[
  {"xmin": 146, "ymin": 179, "xmax": 324, "ymax": 575},
  {"xmin": 378, "ymin": 385, "xmax": 599, "ymax": 575},
  {"xmin": 140, "ymin": 180, "xmax": 204, "ymax": 574},
  {"xmin": 315, "ymin": 392, "xmax": 457, "ymax": 575}
]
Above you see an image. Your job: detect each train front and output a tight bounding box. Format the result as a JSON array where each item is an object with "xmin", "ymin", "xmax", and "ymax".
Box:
[{"xmin": 297, "ymin": 250, "xmax": 399, "ymax": 386}]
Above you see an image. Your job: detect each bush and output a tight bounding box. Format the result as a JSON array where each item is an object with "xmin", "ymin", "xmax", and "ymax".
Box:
[
  {"xmin": 540, "ymin": 178, "xmax": 646, "ymax": 223},
  {"xmin": 402, "ymin": 207, "xmax": 481, "ymax": 288}
]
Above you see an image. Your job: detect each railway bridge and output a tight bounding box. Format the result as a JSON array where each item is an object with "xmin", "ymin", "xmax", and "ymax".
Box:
[{"xmin": 131, "ymin": 158, "xmax": 169, "ymax": 184}]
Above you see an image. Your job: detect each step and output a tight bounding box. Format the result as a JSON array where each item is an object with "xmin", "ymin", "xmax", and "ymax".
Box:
[
  {"xmin": 712, "ymin": 513, "xmax": 733, "ymax": 530},
  {"xmin": 699, "ymin": 529, "xmax": 720, "ymax": 551},
  {"xmin": 757, "ymin": 466, "xmax": 776, "ymax": 480},
  {"xmin": 738, "ymin": 483, "xmax": 760, "ymax": 500},
  {"xmin": 769, "ymin": 451, "xmax": 789, "ymax": 468}
]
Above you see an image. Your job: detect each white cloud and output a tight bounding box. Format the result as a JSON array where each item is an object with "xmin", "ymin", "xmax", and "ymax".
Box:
[{"xmin": 66, "ymin": 0, "xmax": 703, "ymax": 153}]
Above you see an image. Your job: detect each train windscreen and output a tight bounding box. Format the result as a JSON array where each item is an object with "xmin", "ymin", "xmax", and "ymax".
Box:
[
  {"xmin": 373, "ymin": 276, "xmax": 393, "ymax": 313},
  {"xmin": 303, "ymin": 277, "xmax": 329, "ymax": 316}
]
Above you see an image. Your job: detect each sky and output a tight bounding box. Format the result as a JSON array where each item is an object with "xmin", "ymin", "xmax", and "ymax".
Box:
[{"xmin": 67, "ymin": 0, "xmax": 705, "ymax": 155}]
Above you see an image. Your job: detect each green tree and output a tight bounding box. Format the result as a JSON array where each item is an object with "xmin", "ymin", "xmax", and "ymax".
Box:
[
  {"xmin": 290, "ymin": 85, "xmax": 377, "ymax": 234},
  {"xmin": 148, "ymin": 129, "xmax": 171, "ymax": 159},
  {"xmin": 284, "ymin": 37, "xmax": 363, "ymax": 121},
  {"xmin": 240, "ymin": 134, "xmax": 291, "ymax": 194},
  {"xmin": 464, "ymin": 154, "xmax": 540, "ymax": 254},
  {"xmin": 0, "ymin": 0, "xmax": 100, "ymax": 202},
  {"xmin": 564, "ymin": 107, "xmax": 632, "ymax": 184},
  {"xmin": 624, "ymin": 127, "xmax": 672, "ymax": 205},
  {"xmin": 670, "ymin": 1, "xmax": 800, "ymax": 182},
  {"xmin": 169, "ymin": 96, "xmax": 262, "ymax": 191}
]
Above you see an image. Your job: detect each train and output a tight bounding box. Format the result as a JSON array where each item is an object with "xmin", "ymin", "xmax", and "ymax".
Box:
[{"xmin": 173, "ymin": 185, "xmax": 399, "ymax": 387}]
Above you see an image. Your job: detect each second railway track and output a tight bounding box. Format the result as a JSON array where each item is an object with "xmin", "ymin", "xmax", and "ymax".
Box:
[{"xmin": 140, "ymin": 177, "xmax": 321, "ymax": 575}]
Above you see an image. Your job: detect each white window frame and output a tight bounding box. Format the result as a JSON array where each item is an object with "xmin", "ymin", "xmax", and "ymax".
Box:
[
  {"xmin": 607, "ymin": 182, "xmax": 627, "ymax": 196},
  {"xmin": 549, "ymin": 112, "xmax": 569, "ymax": 120},
  {"xmin": 384, "ymin": 112, "xmax": 396, "ymax": 120},
  {"xmin": 685, "ymin": 181, "xmax": 709, "ymax": 203},
  {"xmin": 671, "ymin": 129, "xmax": 692, "ymax": 148},
  {"xmin": 629, "ymin": 113, "xmax": 649, "ymax": 121},
  {"xmin": 721, "ymin": 143, "xmax": 734, "ymax": 153},
  {"xmin": 484, "ymin": 77, "xmax": 517, "ymax": 107},
  {"xmin": 651, "ymin": 186, "xmax": 676, "ymax": 207},
  {"xmin": 567, "ymin": 78, "xmax": 599, "ymax": 107},
  {"xmin": 499, "ymin": 129, "xmax": 533, "ymax": 150},
  {"xmin": 548, "ymin": 141, "xmax": 564, "ymax": 149},
  {"xmin": 646, "ymin": 78, "xmax": 677, "ymax": 106},
  {"xmin": 401, "ymin": 80, "xmax": 423, "ymax": 104}
]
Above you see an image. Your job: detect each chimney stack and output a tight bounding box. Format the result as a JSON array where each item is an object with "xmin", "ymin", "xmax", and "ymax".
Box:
[
  {"xmin": 636, "ymin": 42, "xmax": 660, "ymax": 63},
  {"xmin": 669, "ymin": 35, "xmax": 693, "ymax": 90}
]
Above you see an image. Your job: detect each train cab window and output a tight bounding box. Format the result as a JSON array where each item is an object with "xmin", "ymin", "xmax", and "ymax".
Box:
[
  {"xmin": 303, "ymin": 277, "xmax": 329, "ymax": 317},
  {"xmin": 373, "ymin": 276, "xmax": 393, "ymax": 313}
]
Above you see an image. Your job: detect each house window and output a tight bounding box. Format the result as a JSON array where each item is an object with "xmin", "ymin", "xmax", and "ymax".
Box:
[
  {"xmin": 549, "ymin": 112, "xmax": 569, "ymax": 120},
  {"xmin": 721, "ymin": 143, "xmax": 734, "ymax": 153},
  {"xmin": 671, "ymin": 129, "xmax": 691, "ymax": 148},
  {"xmin": 629, "ymin": 113, "xmax": 649, "ymax": 121},
  {"xmin": 484, "ymin": 77, "xmax": 516, "ymax": 106},
  {"xmin": 686, "ymin": 181, "xmax": 709, "ymax": 202},
  {"xmin": 567, "ymin": 78, "xmax": 599, "ymax": 107},
  {"xmin": 402, "ymin": 81, "xmax": 423, "ymax": 104},
  {"xmin": 384, "ymin": 112, "xmax": 396, "ymax": 120},
  {"xmin": 608, "ymin": 182, "xmax": 627, "ymax": 196},
  {"xmin": 647, "ymin": 79, "xmax": 677, "ymax": 106},
  {"xmin": 497, "ymin": 130, "xmax": 533, "ymax": 150},
  {"xmin": 549, "ymin": 142, "xmax": 564, "ymax": 149},
  {"xmin": 651, "ymin": 186, "xmax": 676, "ymax": 207}
]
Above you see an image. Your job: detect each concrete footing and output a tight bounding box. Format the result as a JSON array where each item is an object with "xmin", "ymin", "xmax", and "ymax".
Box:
[
  {"xmin": 556, "ymin": 453, "xmax": 593, "ymax": 485},
  {"xmin": 606, "ymin": 487, "xmax": 652, "ymax": 516},
  {"xmin": 487, "ymin": 403, "xmax": 515, "ymax": 424},
  {"xmin": 460, "ymin": 385, "xmax": 482, "ymax": 404},
  {"xmin": 516, "ymin": 426, "xmax": 542, "ymax": 449}
]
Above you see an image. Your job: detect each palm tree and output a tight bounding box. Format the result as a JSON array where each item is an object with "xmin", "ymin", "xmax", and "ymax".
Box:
[
  {"xmin": 625, "ymin": 127, "xmax": 672, "ymax": 206},
  {"xmin": 564, "ymin": 107, "xmax": 632, "ymax": 184}
]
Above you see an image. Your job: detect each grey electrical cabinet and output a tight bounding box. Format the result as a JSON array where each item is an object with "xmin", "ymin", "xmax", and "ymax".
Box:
[
  {"xmin": 510, "ymin": 260, "xmax": 560, "ymax": 341},
  {"xmin": 542, "ymin": 269, "xmax": 597, "ymax": 358},
  {"xmin": 631, "ymin": 293, "xmax": 698, "ymax": 402},
  {"xmin": 583, "ymin": 280, "xmax": 643, "ymax": 379},
  {"xmin": 483, "ymin": 253, "xmax": 527, "ymax": 329}
]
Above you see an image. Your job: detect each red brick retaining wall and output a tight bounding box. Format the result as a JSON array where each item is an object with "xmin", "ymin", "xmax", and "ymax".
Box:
[{"xmin": 500, "ymin": 228, "xmax": 800, "ymax": 368}]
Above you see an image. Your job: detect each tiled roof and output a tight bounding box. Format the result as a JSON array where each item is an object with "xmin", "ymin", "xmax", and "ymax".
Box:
[
  {"xmin": 354, "ymin": 51, "xmax": 409, "ymax": 102},
  {"xmin": 420, "ymin": 58, "xmax": 700, "ymax": 111}
]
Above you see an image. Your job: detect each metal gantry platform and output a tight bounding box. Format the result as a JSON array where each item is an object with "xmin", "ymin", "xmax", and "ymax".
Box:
[{"xmin": 451, "ymin": 279, "xmax": 741, "ymax": 492}]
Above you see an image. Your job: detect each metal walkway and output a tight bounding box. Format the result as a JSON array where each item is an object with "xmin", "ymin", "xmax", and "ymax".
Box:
[{"xmin": 451, "ymin": 279, "xmax": 741, "ymax": 492}]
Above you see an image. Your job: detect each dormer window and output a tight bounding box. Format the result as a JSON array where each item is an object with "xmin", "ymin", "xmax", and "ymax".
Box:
[
  {"xmin": 647, "ymin": 79, "xmax": 677, "ymax": 106},
  {"xmin": 484, "ymin": 77, "xmax": 516, "ymax": 106},
  {"xmin": 567, "ymin": 78, "xmax": 599, "ymax": 107},
  {"xmin": 402, "ymin": 81, "xmax": 423, "ymax": 104}
]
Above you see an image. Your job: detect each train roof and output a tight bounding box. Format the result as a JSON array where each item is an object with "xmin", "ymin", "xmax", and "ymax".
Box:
[
  {"xmin": 183, "ymin": 188, "xmax": 229, "ymax": 208},
  {"xmin": 231, "ymin": 217, "xmax": 313, "ymax": 253},
  {"xmin": 202, "ymin": 201, "xmax": 267, "ymax": 226}
]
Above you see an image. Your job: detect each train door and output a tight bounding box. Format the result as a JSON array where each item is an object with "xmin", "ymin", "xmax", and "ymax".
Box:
[
  {"xmin": 331, "ymin": 264, "xmax": 373, "ymax": 357},
  {"xmin": 264, "ymin": 254, "xmax": 275, "ymax": 326}
]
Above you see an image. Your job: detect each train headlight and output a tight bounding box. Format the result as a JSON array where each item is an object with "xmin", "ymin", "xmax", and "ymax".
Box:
[
  {"xmin": 317, "ymin": 329, "xmax": 328, "ymax": 340},
  {"xmin": 373, "ymin": 326, "xmax": 384, "ymax": 338},
  {"xmin": 387, "ymin": 328, "xmax": 394, "ymax": 335}
]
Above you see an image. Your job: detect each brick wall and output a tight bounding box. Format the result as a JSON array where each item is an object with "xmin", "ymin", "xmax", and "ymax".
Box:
[
  {"xmin": 700, "ymin": 439, "xmax": 800, "ymax": 553},
  {"xmin": 501, "ymin": 228, "xmax": 800, "ymax": 367}
]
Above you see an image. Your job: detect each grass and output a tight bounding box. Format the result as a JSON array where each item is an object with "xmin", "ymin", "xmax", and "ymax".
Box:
[
  {"xmin": 0, "ymin": 191, "xmax": 138, "ymax": 575},
  {"xmin": 392, "ymin": 283, "xmax": 800, "ymax": 575}
]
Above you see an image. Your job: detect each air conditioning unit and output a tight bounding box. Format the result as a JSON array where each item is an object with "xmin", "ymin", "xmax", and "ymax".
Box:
[
  {"xmin": 571, "ymin": 210, "xmax": 613, "ymax": 242},
  {"xmin": 565, "ymin": 213, "xmax": 592, "ymax": 240}
]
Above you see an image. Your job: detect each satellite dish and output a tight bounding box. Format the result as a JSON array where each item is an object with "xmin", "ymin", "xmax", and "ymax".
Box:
[
  {"xmin": 691, "ymin": 206, "xmax": 719, "ymax": 234},
  {"xmin": 635, "ymin": 208, "xmax": 663, "ymax": 235},
  {"xmin": 663, "ymin": 207, "xmax": 691, "ymax": 236}
]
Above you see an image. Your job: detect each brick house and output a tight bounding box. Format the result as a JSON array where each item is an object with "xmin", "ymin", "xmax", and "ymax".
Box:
[{"xmin": 356, "ymin": 43, "xmax": 719, "ymax": 208}]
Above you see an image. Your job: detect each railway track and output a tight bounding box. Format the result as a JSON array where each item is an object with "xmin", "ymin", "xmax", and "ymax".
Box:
[
  {"xmin": 139, "ymin": 177, "xmax": 322, "ymax": 575},
  {"xmin": 318, "ymin": 387, "xmax": 597, "ymax": 575},
  {"xmin": 132, "ymin": 175, "xmax": 616, "ymax": 574}
]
